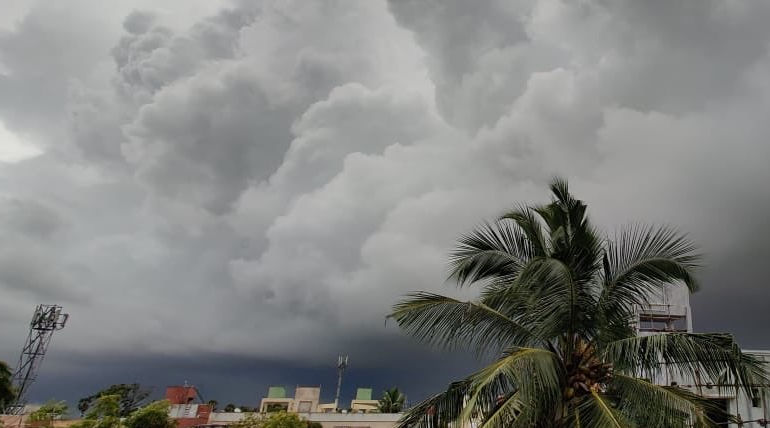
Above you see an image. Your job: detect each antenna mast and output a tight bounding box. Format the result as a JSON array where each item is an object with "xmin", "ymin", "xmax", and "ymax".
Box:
[
  {"xmin": 4, "ymin": 304, "xmax": 69, "ymax": 415},
  {"xmin": 334, "ymin": 355, "xmax": 348, "ymax": 411}
]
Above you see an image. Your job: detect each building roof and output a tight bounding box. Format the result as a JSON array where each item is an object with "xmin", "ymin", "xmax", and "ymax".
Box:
[
  {"xmin": 267, "ymin": 386, "xmax": 287, "ymax": 399},
  {"xmin": 355, "ymin": 388, "xmax": 373, "ymax": 401}
]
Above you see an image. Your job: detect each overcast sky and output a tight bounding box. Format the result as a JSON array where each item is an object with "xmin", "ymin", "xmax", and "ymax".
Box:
[{"xmin": 1, "ymin": 0, "xmax": 770, "ymax": 408}]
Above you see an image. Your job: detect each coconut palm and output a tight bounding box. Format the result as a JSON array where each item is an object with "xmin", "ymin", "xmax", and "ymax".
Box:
[
  {"xmin": 390, "ymin": 178, "xmax": 767, "ymax": 427},
  {"xmin": 379, "ymin": 388, "xmax": 406, "ymax": 413}
]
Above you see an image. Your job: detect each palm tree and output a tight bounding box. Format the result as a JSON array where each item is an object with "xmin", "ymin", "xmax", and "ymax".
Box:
[
  {"xmin": 379, "ymin": 388, "xmax": 406, "ymax": 413},
  {"xmin": 0, "ymin": 360, "xmax": 15, "ymax": 412},
  {"xmin": 390, "ymin": 178, "xmax": 767, "ymax": 427}
]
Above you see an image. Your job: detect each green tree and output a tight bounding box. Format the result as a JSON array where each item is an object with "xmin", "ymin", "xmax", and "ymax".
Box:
[
  {"xmin": 207, "ymin": 399, "xmax": 219, "ymax": 411},
  {"xmin": 71, "ymin": 394, "xmax": 123, "ymax": 428},
  {"xmin": 378, "ymin": 388, "xmax": 406, "ymax": 413},
  {"xmin": 28, "ymin": 400, "xmax": 68, "ymax": 427},
  {"xmin": 0, "ymin": 360, "xmax": 14, "ymax": 412},
  {"xmin": 78, "ymin": 384, "xmax": 151, "ymax": 417},
  {"xmin": 123, "ymin": 400, "xmax": 176, "ymax": 428},
  {"xmin": 231, "ymin": 412, "xmax": 307, "ymax": 428},
  {"xmin": 224, "ymin": 403, "xmax": 236, "ymax": 412},
  {"xmin": 390, "ymin": 178, "xmax": 768, "ymax": 428}
]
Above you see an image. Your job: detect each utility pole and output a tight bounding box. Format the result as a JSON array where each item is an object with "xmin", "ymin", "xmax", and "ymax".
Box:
[{"xmin": 334, "ymin": 355, "xmax": 348, "ymax": 411}]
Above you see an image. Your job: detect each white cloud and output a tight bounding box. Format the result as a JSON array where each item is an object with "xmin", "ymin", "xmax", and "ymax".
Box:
[{"xmin": 0, "ymin": 120, "xmax": 41, "ymax": 163}]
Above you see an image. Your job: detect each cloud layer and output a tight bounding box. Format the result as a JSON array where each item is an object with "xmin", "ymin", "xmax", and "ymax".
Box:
[{"xmin": 1, "ymin": 0, "xmax": 769, "ymax": 402}]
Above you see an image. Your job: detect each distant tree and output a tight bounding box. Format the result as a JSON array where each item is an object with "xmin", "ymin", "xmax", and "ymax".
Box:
[
  {"xmin": 28, "ymin": 400, "xmax": 68, "ymax": 427},
  {"xmin": 224, "ymin": 403, "xmax": 236, "ymax": 412},
  {"xmin": 207, "ymin": 399, "xmax": 219, "ymax": 411},
  {"xmin": 232, "ymin": 412, "xmax": 306, "ymax": 428},
  {"xmin": 71, "ymin": 394, "xmax": 123, "ymax": 428},
  {"xmin": 0, "ymin": 360, "xmax": 14, "ymax": 412},
  {"xmin": 123, "ymin": 400, "xmax": 175, "ymax": 428},
  {"xmin": 378, "ymin": 388, "xmax": 405, "ymax": 413},
  {"xmin": 78, "ymin": 384, "xmax": 151, "ymax": 417}
]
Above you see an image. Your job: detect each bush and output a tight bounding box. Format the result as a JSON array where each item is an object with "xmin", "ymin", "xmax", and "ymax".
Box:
[
  {"xmin": 123, "ymin": 400, "xmax": 175, "ymax": 428},
  {"xmin": 232, "ymin": 411, "xmax": 308, "ymax": 428}
]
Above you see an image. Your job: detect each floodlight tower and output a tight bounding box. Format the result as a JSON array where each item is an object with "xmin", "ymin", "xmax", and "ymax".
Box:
[
  {"xmin": 334, "ymin": 355, "xmax": 348, "ymax": 411},
  {"xmin": 4, "ymin": 304, "xmax": 69, "ymax": 415}
]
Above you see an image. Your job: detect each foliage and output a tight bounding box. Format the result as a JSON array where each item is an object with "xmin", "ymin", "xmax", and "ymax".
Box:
[
  {"xmin": 378, "ymin": 388, "xmax": 406, "ymax": 413},
  {"xmin": 0, "ymin": 360, "xmax": 14, "ymax": 412},
  {"xmin": 231, "ymin": 412, "xmax": 307, "ymax": 428},
  {"xmin": 207, "ymin": 399, "xmax": 219, "ymax": 411},
  {"xmin": 71, "ymin": 394, "xmax": 123, "ymax": 428},
  {"xmin": 306, "ymin": 422, "xmax": 323, "ymax": 428},
  {"xmin": 224, "ymin": 403, "xmax": 236, "ymax": 412},
  {"xmin": 265, "ymin": 403, "xmax": 287, "ymax": 413},
  {"xmin": 123, "ymin": 400, "xmax": 176, "ymax": 428},
  {"xmin": 28, "ymin": 400, "xmax": 68, "ymax": 426},
  {"xmin": 231, "ymin": 413, "xmax": 263, "ymax": 428},
  {"xmin": 78, "ymin": 384, "xmax": 151, "ymax": 417},
  {"xmin": 390, "ymin": 178, "xmax": 769, "ymax": 428}
]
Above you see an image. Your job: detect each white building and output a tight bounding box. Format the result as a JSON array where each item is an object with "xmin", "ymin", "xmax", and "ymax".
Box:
[{"xmin": 638, "ymin": 285, "xmax": 769, "ymax": 426}]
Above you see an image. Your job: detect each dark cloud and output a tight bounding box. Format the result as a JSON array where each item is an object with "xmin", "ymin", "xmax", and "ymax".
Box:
[{"xmin": 0, "ymin": 0, "xmax": 769, "ymax": 408}]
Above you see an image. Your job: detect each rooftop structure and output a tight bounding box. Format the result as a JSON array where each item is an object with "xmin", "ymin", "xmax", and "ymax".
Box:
[
  {"xmin": 166, "ymin": 385, "xmax": 212, "ymax": 428},
  {"xmin": 640, "ymin": 286, "xmax": 769, "ymax": 427},
  {"xmin": 350, "ymin": 388, "xmax": 378, "ymax": 413}
]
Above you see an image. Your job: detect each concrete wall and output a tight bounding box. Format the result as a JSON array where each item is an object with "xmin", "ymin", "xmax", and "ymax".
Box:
[
  {"xmin": 305, "ymin": 412, "xmax": 402, "ymax": 428},
  {"xmin": 206, "ymin": 412, "xmax": 403, "ymax": 428}
]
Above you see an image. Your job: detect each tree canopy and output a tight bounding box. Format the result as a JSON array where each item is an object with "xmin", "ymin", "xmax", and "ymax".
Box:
[
  {"xmin": 390, "ymin": 178, "xmax": 768, "ymax": 427},
  {"xmin": 231, "ymin": 411, "xmax": 308, "ymax": 428},
  {"xmin": 77, "ymin": 383, "xmax": 151, "ymax": 417},
  {"xmin": 0, "ymin": 360, "xmax": 14, "ymax": 413},
  {"xmin": 70, "ymin": 396, "xmax": 175, "ymax": 428},
  {"xmin": 123, "ymin": 400, "xmax": 175, "ymax": 428},
  {"xmin": 378, "ymin": 388, "xmax": 406, "ymax": 413},
  {"xmin": 71, "ymin": 394, "xmax": 123, "ymax": 428}
]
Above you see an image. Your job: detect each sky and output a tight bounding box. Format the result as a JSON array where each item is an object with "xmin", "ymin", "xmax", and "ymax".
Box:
[{"xmin": 1, "ymin": 0, "xmax": 770, "ymax": 409}]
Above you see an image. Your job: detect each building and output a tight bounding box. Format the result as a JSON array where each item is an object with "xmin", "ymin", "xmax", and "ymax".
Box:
[
  {"xmin": 350, "ymin": 388, "xmax": 379, "ymax": 413},
  {"xmin": 203, "ymin": 411, "xmax": 402, "ymax": 428},
  {"xmin": 166, "ymin": 385, "xmax": 213, "ymax": 428},
  {"xmin": 259, "ymin": 386, "xmax": 322, "ymax": 413},
  {"xmin": 258, "ymin": 385, "xmax": 381, "ymax": 414},
  {"xmin": 639, "ymin": 285, "xmax": 769, "ymax": 427}
]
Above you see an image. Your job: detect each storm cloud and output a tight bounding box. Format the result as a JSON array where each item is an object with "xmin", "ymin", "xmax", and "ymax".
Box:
[{"xmin": 1, "ymin": 0, "xmax": 769, "ymax": 405}]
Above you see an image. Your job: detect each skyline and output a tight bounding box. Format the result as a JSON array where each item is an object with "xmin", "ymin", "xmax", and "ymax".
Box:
[{"xmin": 2, "ymin": 0, "xmax": 770, "ymax": 408}]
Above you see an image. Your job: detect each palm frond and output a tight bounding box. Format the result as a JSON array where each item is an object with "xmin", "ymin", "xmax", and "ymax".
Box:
[
  {"xmin": 476, "ymin": 392, "xmax": 527, "ymax": 428},
  {"xmin": 461, "ymin": 348, "xmax": 562, "ymax": 425},
  {"xmin": 511, "ymin": 257, "xmax": 597, "ymax": 341},
  {"xmin": 449, "ymin": 221, "xmax": 532, "ymax": 287},
  {"xmin": 389, "ymin": 292, "xmax": 537, "ymax": 353},
  {"xmin": 611, "ymin": 373, "xmax": 728, "ymax": 427},
  {"xmin": 499, "ymin": 205, "xmax": 548, "ymax": 257},
  {"xmin": 573, "ymin": 391, "xmax": 629, "ymax": 428},
  {"xmin": 396, "ymin": 379, "xmax": 470, "ymax": 428},
  {"xmin": 599, "ymin": 225, "xmax": 701, "ymax": 319},
  {"xmin": 602, "ymin": 333, "xmax": 769, "ymax": 396}
]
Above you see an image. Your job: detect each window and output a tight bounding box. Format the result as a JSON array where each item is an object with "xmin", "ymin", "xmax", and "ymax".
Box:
[
  {"xmin": 751, "ymin": 388, "xmax": 761, "ymax": 408},
  {"xmin": 298, "ymin": 401, "xmax": 313, "ymax": 412}
]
